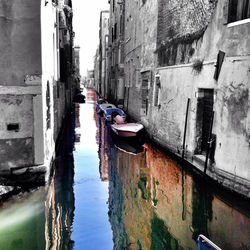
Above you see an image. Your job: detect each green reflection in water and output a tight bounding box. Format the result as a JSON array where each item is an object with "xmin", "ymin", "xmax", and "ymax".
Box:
[
  {"xmin": 152, "ymin": 178, "xmax": 159, "ymax": 206},
  {"xmin": 138, "ymin": 172, "xmax": 150, "ymax": 200},
  {"xmin": 192, "ymin": 179, "xmax": 213, "ymax": 240},
  {"xmin": 109, "ymin": 149, "xmax": 131, "ymax": 250},
  {"xmin": 137, "ymin": 239, "xmax": 143, "ymax": 250},
  {"xmin": 0, "ymin": 191, "xmax": 46, "ymax": 250},
  {"xmin": 151, "ymin": 212, "xmax": 183, "ymax": 250}
]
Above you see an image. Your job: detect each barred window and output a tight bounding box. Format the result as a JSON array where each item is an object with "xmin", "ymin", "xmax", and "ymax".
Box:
[{"xmin": 228, "ymin": 0, "xmax": 250, "ymax": 23}]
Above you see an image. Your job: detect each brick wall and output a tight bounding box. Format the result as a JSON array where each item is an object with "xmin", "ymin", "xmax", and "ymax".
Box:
[{"xmin": 157, "ymin": 0, "xmax": 217, "ymax": 66}]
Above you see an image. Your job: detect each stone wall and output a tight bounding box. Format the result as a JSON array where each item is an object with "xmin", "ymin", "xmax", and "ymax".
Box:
[{"xmin": 157, "ymin": 0, "xmax": 217, "ymax": 66}]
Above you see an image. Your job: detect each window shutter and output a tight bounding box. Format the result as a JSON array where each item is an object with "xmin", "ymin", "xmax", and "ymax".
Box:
[
  {"xmin": 223, "ymin": 1, "xmax": 229, "ymax": 24},
  {"xmin": 214, "ymin": 50, "xmax": 225, "ymax": 80}
]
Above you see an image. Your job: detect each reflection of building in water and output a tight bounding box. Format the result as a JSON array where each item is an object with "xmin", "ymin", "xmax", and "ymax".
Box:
[
  {"xmin": 93, "ymin": 91, "xmax": 109, "ymax": 182},
  {"xmin": 86, "ymin": 88, "xmax": 96, "ymax": 103},
  {"xmin": 98, "ymin": 117, "xmax": 109, "ymax": 182},
  {"xmin": 45, "ymin": 106, "xmax": 76, "ymax": 249},
  {"xmin": 74, "ymin": 134, "xmax": 81, "ymax": 144},
  {"xmin": 0, "ymin": 158, "xmax": 75, "ymax": 250},
  {"xmin": 45, "ymin": 156, "xmax": 75, "ymax": 250},
  {"xmin": 75, "ymin": 104, "xmax": 80, "ymax": 128},
  {"xmin": 74, "ymin": 104, "xmax": 81, "ymax": 145},
  {"xmin": 108, "ymin": 143, "xmax": 250, "ymax": 249},
  {"xmin": 85, "ymin": 70, "xmax": 95, "ymax": 88}
]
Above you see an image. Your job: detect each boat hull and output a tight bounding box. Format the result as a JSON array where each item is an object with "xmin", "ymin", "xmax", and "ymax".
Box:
[
  {"xmin": 111, "ymin": 123, "xmax": 144, "ymax": 139},
  {"xmin": 111, "ymin": 128, "xmax": 137, "ymax": 137}
]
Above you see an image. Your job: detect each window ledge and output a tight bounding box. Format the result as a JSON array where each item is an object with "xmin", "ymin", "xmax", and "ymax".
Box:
[{"xmin": 227, "ymin": 18, "xmax": 250, "ymax": 28}]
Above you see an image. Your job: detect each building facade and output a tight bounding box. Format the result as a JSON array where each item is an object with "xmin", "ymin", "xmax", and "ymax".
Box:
[
  {"xmin": 107, "ymin": 0, "xmax": 125, "ymax": 105},
  {"xmin": 0, "ymin": 0, "xmax": 77, "ymax": 183},
  {"xmin": 98, "ymin": 11, "xmax": 110, "ymax": 99},
  {"xmin": 85, "ymin": 70, "xmax": 95, "ymax": 88},
  {"xmin": 107, "ymin": 0, "xmax": 250, "ymax": 197}
]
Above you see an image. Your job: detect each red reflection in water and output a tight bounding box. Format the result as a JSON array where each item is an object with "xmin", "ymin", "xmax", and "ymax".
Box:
[{"xmin": 108, "ymin": 142, "xmax": 250, "ymax": 249}]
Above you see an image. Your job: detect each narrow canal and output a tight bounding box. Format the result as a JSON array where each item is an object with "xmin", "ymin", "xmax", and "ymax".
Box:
[{"xmin": 0, "ymin": 88, "xmax": 249, "ymax": 250}]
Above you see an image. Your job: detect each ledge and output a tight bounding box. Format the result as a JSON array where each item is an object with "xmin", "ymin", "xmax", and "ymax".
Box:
[
  {"xmin": 0, "ymin": 85, "xmax": 42, "ymax": 95},
  {"xmin": 227, "ymin": 18, "xmax": 250, "ymax": 28}
]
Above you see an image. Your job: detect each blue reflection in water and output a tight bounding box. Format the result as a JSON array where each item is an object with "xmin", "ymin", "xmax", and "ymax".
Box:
[
  {"xmin": 0, "ymin": 88, "xmax": 249, "ymax": 250},
  {"xmin": 71, "ymin": 93, "xmax": 113, "ymax": 250}
]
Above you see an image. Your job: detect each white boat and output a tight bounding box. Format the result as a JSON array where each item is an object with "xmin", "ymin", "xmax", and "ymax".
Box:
[{"xmin": 111, "ymin": 123, "xmax": 144, "ymax": 138}]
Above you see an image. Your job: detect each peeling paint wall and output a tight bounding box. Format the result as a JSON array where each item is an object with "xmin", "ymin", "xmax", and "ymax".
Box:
[
  {"xmin": 147, "ymin": 0, "xmax": 250, "ymax": 194},
  {"xmin": 0, "ymin": 95, "xmax": 34, "ymax": 171},
  {"xmin": 214, "ymin": 59, "xmax": 250, "ymax": 180}
]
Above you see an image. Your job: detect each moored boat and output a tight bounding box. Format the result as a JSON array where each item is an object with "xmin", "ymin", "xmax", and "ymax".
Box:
[
  {"xmin": 95, "ymin": 98, "xmax": 108, "ymax": 112},
  {"xmin": 196, "ymin": 235, "xmax": 222, "ymax": 250},
  {"xmin": 104, "ymin": 108, "xmax": 126, "ymax": 122},
  {"xmin": 97, "ymin": 103, "xmax": 116, "ymax": 115},
  {"xmin": 111, "ymin": 123, "xmax": 144, "ymax": 138},
  {"xmin": 111, "ymin": 133, "xmax": 144, "ymax": 155}
]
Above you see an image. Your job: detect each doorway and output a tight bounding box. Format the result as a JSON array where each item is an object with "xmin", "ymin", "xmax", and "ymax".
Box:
[{"xmin": 195, "ymin": 89, "xmax": 214, "ymax": 155}]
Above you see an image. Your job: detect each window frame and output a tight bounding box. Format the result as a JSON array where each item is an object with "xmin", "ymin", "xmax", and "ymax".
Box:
[{"xmin": 227, "ymin": 0, "xmax": 250, "ymax": 27}]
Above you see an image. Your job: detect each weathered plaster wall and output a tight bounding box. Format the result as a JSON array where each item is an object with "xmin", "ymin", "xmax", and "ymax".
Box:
[
  {"xmin": 41, "ymin": 2, "xmax": 58, "ymax": 168},
  {"xmin": 0, "ymin": 0, "xmax": 42, "ymax": 86},
  {"xmin": 196, "ymin": 0, "xmax": 250, "ymax": 60},
  {"xmin": 0, "ymin": 0, "xmax": 43, "ymax": 173},
  {"xmin": 0, "ymin": 95, "xmax": 34, "ymax": 140},
  {"xmin": 0, "ymin": 95, "xmax": 34, "ymax": 171},
  {"xmin": 146, "ymin": 0, "xmax": 250, "ymax": 195},
  {"xmin": 214, "ymin": 59, "xmax": 250, "ymax": 180},
  {"xmin": 148, "ymin": 62, "xmax": 215, "ymax": 153},
  {"xmin": 0, "ymin": 0, "xmax": 74, "ymax": 181},
  {"xmin": 124, "ymin": 0, "xmax": 158, "ymax": 120}
]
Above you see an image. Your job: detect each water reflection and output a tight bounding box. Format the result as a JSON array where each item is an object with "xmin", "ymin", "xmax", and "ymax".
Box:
[
  {"xmin": 0, "ymin": 89, "xmax": 249, "ymax": 250},
  {"xmin": 0, "ymin": 189, "xmax": 46, "ymax": 250},
  {"xmin": 71, "ymin": 89, "xmax": 113, "ymax": 249},
  {"xmin": 104, "ymin": 130, "xmax": 250, "ymax": 249},
  {"xmin": 45, "ymin": 154, "xmax": 75, "ymax": 249},
  {"xmin": 0, "ymin": 112, "xmax": 75, "ymax": 250}
]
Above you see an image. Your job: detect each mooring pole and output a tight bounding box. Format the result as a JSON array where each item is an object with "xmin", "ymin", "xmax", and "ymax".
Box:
[
  {"xmin": 204, "ymin": 111, "xmax": 214, "ymax": 174},
  {"xmin": 182, "ymin": 98, "xmax": 190, "ymax": 159}
]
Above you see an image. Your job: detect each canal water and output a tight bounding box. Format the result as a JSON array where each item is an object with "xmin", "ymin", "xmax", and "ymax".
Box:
[{"xmin": 0, "ymin": 88, "xmax": 249, "ymax": 250}]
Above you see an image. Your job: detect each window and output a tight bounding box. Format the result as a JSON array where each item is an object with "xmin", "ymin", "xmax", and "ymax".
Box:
[
  {"xmin": 141, "ymin": 71, "xmax": 151, "ymax": 115},
  {"xmin": 228, "ymin": 0, "xmax": 250, "ymax": 23},
  {"xmin": 154, "ymin": 76, "xmax": 161, "ymax": 107}
]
